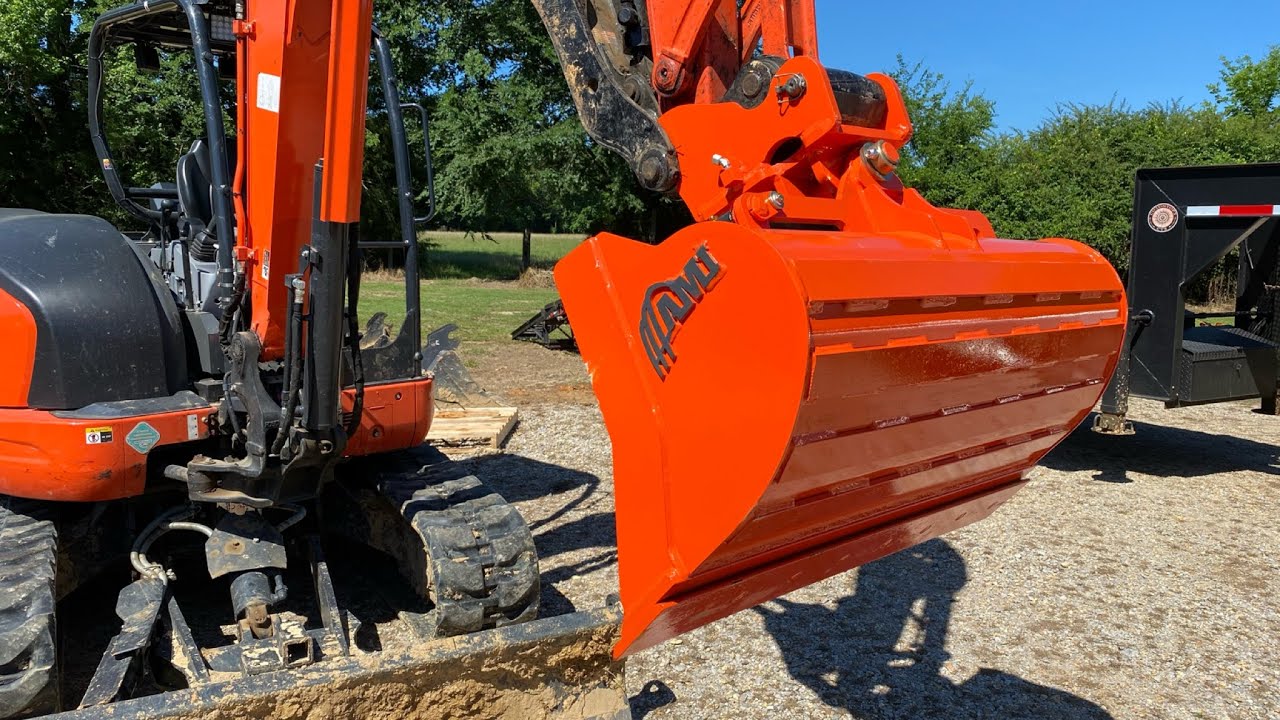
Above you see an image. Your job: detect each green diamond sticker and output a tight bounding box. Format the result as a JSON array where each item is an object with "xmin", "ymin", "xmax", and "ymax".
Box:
[{"xmin": 126, "ymin": 421, "xmax": 161, "ymax": 454}]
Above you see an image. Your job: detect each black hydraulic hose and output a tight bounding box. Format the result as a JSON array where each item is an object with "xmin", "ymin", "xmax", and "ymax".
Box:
[
  {"xmin": 345, "ymin": 229, "xmax": 365, "ymax": 437},
  {"xmin": 222, "ymin": 373, "xmax": 243, "ymax": 438},
  {"xmin": 271, "ymin": 282, "xmax": 305, "ymax": 457},
  {"xmin": 218, "ymin": 269, "xmax": 247, "ymax": 347},
  {"xmin": 217, "ymin": 269, "xmax": 248, "ymax": 441}
]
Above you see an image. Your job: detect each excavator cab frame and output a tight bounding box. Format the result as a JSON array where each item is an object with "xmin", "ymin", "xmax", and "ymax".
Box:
[
  {"xmin": 0, "ymin": 2, "xmax": 561, "ymax": 715},
  {"xmin": 86, "ymin": 0, "xmax": 432, "ymax": 386}
]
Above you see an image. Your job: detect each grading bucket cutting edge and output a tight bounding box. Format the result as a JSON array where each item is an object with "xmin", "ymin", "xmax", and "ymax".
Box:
[
  {"xmin": 49, "ymin": 606, "xmax": 629, "ymax": 720},
  {"xmin": 556, "ymin": 221, "xmax": 1127, "ymax": 658}
]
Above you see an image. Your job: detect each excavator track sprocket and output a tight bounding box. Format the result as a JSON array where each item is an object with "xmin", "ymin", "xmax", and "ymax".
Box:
[
  {"xmin": 329, "ymin": 454, "xmax": 540, "ymax": 636},
  {"xmin": 0, "ymin": 499, "xmax": 59, "ymax": 719}
]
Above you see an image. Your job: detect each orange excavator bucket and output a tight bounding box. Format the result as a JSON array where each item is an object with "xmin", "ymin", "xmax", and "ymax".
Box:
[
  {"xmin": 557, "ymin": 223, "xmax": 1126, "ymax": 658},
  {"xmin": 552, "ymin": 54, "xmax": 1127, "ymax": 658}
]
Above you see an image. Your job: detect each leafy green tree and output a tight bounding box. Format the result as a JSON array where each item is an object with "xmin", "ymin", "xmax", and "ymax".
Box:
[
  {"xmin": 409, "ymin": 0, "xmax": 655, "ymax": 268},
  {"xmin": 1210, "ymin": 45, "xmax": 1280, "ymax": 118},
  {"xmin": 890, "ymin": 57, "xmax": 997, "ymax": 211},
  {"xmin": 0, "ymin": 0, "xmax": 96, "ymax": 213}
]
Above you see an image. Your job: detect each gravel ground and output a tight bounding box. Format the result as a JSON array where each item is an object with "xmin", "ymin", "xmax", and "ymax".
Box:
[{"xmin": 465, "ymin": 344, "xmax": 1280, "ymax": 720}]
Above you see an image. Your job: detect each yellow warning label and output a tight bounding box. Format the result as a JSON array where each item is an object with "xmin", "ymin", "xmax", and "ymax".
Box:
[{"xmin": 85, "ymin": 426, "xmax": 114, "ymax": 445}]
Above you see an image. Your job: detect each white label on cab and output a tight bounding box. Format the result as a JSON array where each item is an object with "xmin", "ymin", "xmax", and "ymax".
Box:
[{"xmin": 256, "ymin": 73, "xmax": 281, "ymax": 113}]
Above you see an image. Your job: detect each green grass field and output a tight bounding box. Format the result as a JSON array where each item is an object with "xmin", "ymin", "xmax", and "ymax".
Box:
[
  {"xmin": 360, "ymin": 280, "xmax": 560, "ymax": 343},
  {"xmin": 356, "ymin": 232, "xmax": 580, "ymax": 342},
  {"xmin": 419, "ymin": 231, "xmax": 583, "ymax": 281}
]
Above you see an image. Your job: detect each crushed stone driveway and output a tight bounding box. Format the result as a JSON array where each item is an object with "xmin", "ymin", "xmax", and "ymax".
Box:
[{"xmin": 467, "ymin": 345, "xmax": 1278, "ymax": 720}]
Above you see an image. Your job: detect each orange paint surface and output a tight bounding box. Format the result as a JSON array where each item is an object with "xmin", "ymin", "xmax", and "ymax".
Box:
[{"xmin": 556, "ymin": 51, "xmax": 1126, "ymax": 657}]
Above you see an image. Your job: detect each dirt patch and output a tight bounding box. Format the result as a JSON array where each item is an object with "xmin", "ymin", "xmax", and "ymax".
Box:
[{"xmin": 460, "ymin": 341, "xmax": 595, "ymax": 406}]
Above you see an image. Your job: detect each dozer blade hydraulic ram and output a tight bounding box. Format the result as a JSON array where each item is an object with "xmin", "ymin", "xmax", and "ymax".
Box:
[{"xmin": 535, "ymin": 2, "xmax": 1129, "ymax": 656}]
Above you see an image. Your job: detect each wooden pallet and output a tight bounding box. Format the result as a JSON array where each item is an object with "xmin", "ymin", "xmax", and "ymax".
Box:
[{"xmin": 427, "ymin": 406, "xmax": 519, "ymax": 449}]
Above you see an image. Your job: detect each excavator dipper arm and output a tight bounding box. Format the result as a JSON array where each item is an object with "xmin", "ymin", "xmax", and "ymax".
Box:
[{"xmin": 529, "ymin": 0, "xmax": 680, "ymax": 192}]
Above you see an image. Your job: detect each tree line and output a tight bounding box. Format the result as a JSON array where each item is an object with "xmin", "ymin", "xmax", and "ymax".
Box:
[
  {"xmin": 894, "ymin": 50, "xmax": 1280, "ymax": 299},
  {"xmin": 2, "ymin": 0, "xmax": 1278, "ymax": 294}
]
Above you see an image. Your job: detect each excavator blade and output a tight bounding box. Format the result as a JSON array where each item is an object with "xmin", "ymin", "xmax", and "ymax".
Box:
[
  {"xmin": 556, "ymin": 222, "xmax": 1127, "ymax": 658},
  {"xmin": 50, "ymin": 607, "xmax": 628, "ymax": 720}
]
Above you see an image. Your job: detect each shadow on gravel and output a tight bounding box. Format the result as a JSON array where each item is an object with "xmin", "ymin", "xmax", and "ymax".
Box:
[
  {"xmin": 461, "ymin": 453, "xmax": 618, "ymax": 615},
  {"xmin": 1041, "ymin": 412, "xmax": 1280, "ymax": 483},
  {"xmin": 463, "ymin": 453, "xmax": 617, "ymax": 556},
  {"xmin": 629, "ymin": 679, "xmax": 677, "ymax": 719},
  {"xmin": 758, "ymin": 540, "xmax": 1113, "ymax": 720},
  {"xmin": 451, "ymin": 452, "xmax": 603, "ymax": 507}
]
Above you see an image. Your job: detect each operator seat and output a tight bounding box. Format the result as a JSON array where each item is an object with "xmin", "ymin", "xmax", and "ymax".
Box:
[{"xmin": 175, "ymin": 137, "xmax": 235, "ymax": 263}]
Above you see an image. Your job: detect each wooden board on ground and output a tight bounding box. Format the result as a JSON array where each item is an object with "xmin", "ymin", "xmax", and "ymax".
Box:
[{"xmin": 427, "ymin": 406, "xmax": 519, "ymax": 449}]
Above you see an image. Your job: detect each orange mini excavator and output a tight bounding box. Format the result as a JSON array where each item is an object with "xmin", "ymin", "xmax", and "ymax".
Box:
[{"xmin": 0, "ymin": 0, "xmax": 1126, "ymax": 717}]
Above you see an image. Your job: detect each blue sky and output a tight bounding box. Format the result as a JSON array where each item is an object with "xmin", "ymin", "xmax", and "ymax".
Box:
[{"xmin": 815, "ymin": 0, "xmax": 1280, "ymax": 132}]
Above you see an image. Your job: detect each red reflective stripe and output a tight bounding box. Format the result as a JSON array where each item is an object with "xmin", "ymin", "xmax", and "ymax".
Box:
[
  {"xmin": 1219, "ymin": 204, "xmax": 1276, "ymax": 216},
  {"xmin": 1187, "ymin": 205, "xmax": 1280, "ymax": 217}
]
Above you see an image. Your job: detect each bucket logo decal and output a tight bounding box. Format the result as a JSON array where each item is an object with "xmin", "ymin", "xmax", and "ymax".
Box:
[{"xmin": 639, "ymin": 244, "xmax": 724, "ymax": 379}]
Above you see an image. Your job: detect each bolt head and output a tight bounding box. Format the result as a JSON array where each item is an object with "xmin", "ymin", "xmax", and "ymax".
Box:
[
  {"xmin": 636, "ymin": 148, "xmax": 677, "ymax": 193},
  {"xmin": 862, "ymin": 140, "xmax": 900, "ymax": 178}
]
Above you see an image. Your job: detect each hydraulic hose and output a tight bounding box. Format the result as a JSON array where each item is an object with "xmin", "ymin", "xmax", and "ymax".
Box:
[
  {"xmin": 344, "ymin": 227, "xmax": 365, "ymax": 437},
  {"xmin": 218, "ymin": 267, "xmax": 247, "ymax": 348},
  {"xmin": 130, "ymin": 506, "xmax": 214, "ymax": 580},
  {"xmin": 271, "ymin": 277, "xmax": 306, "ymax": 457}
]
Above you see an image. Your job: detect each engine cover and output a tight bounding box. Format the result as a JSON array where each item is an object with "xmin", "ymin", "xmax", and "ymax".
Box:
[{"xmin": 0, "ymin": 209, "xmax": 187, "ymax": 409}]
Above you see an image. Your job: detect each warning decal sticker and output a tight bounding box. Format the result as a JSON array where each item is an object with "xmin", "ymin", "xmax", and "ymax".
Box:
[
  {"xmin": 256, "ymin": 73, "xmax": 281, "ymax": 113},
  {"xmin": 85, "ymin": 427, "xmax": 113, "ymax": 444},
  {"xmin": 126, "ymin": 422, "xmax": 161, "ymax": 454}
]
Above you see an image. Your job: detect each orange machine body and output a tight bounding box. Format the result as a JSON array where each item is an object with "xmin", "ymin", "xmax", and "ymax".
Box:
[
  {"xmin": 238, "ymin": 0, "xmax": 373, "ymax": 359},
  {"xmin": 0, "ymin": 377, "xmax": 432, "ymax": 503},
  {"xmin": 555, "ymin": 50, "xmax": 1127, "ymax": 656},
  {"xmin": 0, "ymin": 0, "xmax": 416, "ymax": 505},
  {"xmin": 646, "ymin": 0, "xmax": 818, "ymax": 104}
]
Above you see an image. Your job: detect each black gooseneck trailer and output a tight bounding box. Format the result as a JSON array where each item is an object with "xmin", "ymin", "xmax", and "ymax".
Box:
[{"xmin": 1095, "ymin": 163, "xmax": 1280, "ymax": 435}]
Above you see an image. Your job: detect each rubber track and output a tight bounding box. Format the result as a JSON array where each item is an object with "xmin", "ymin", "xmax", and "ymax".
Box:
[
  {"xmin": 0, "ymin": 499, "xmax": 58, "ymax": 719},
  {"xmin": 380, "ymin": 469, "xmax": 540, "ymax": 637}
]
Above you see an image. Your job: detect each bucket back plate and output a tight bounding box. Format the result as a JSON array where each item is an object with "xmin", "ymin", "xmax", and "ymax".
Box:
[{"xmin": 555, "ymin": 222, "xmax": 1126, "ymax": 657}]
